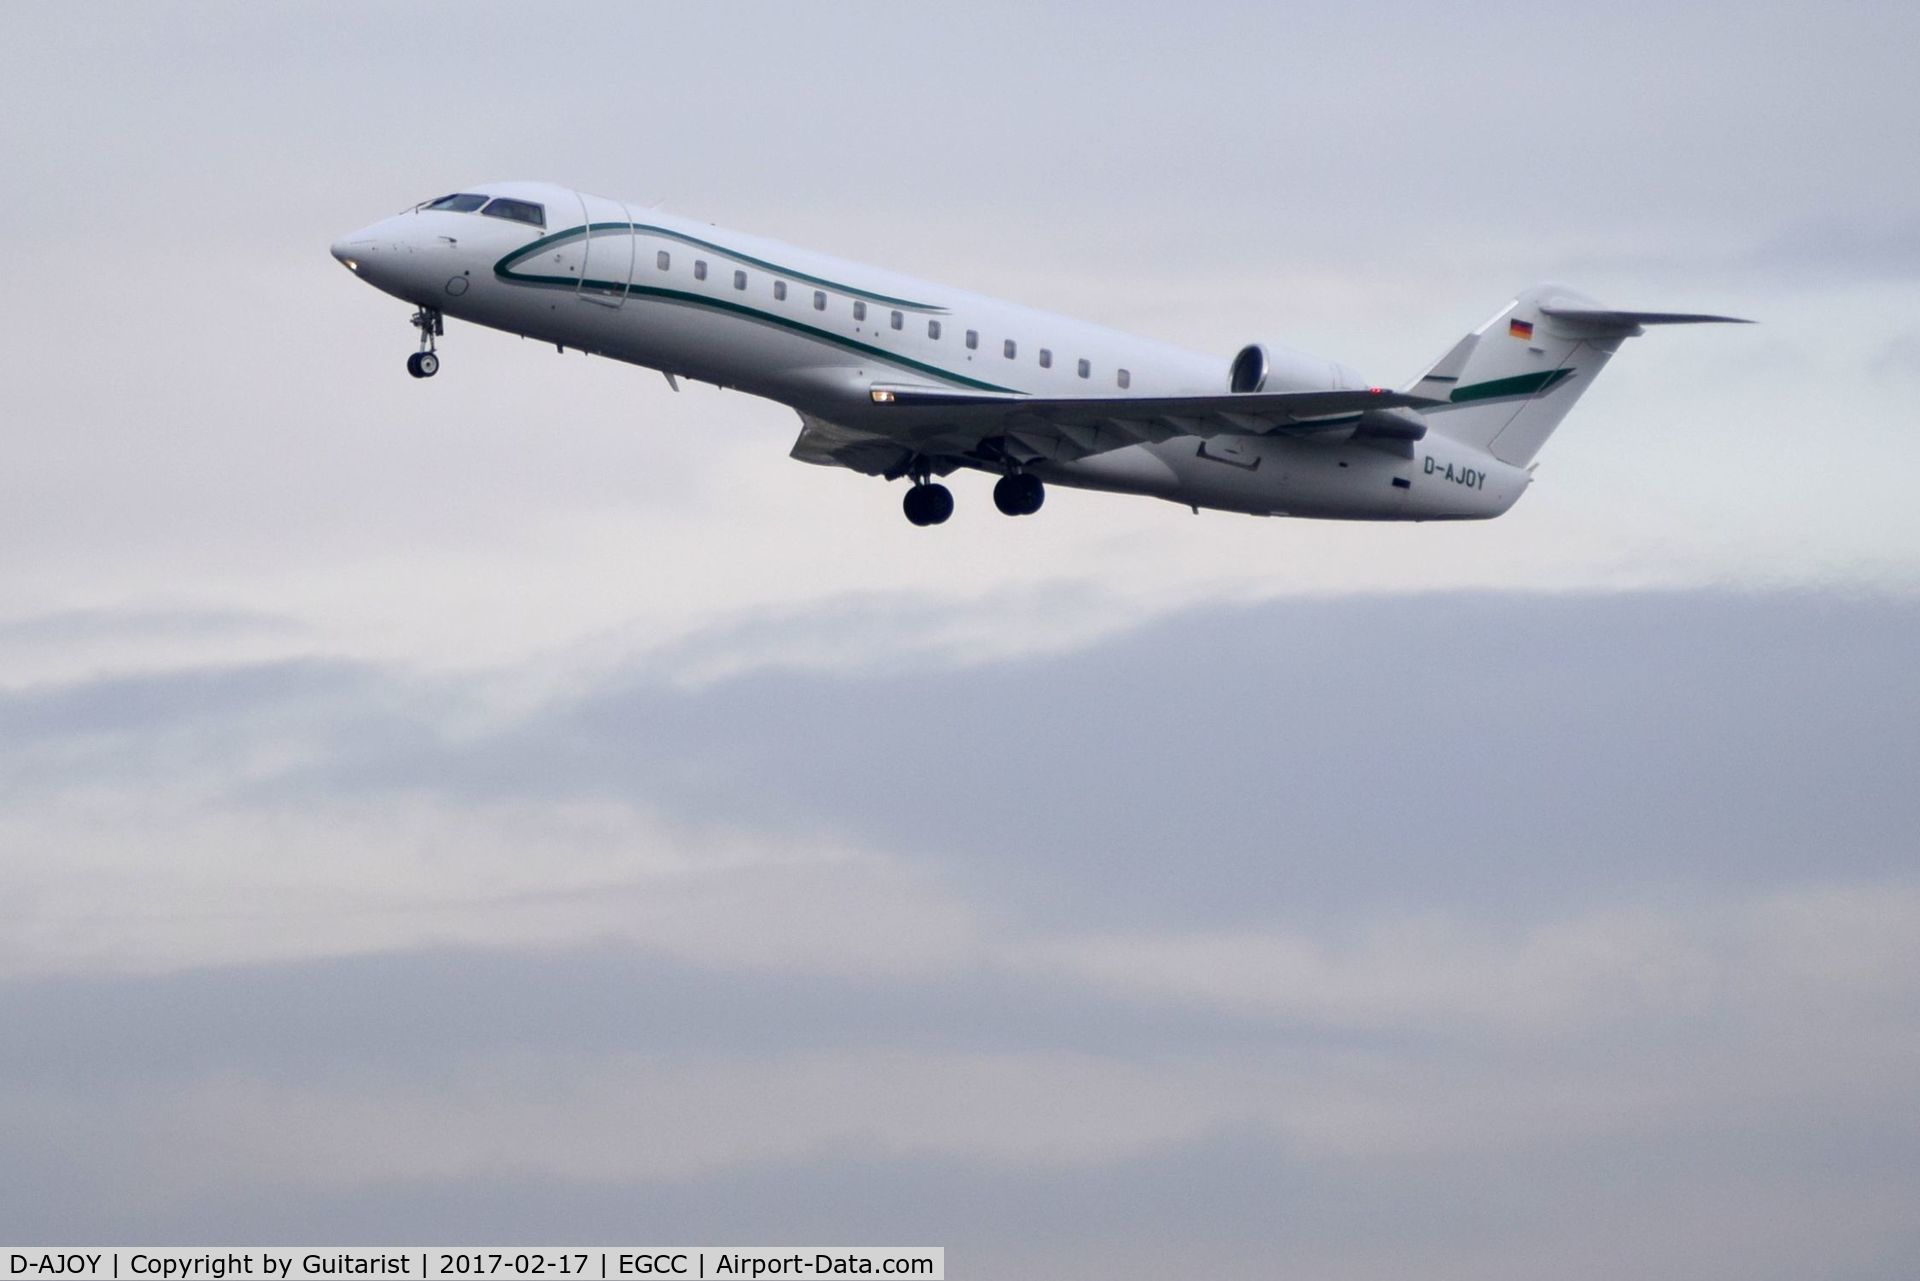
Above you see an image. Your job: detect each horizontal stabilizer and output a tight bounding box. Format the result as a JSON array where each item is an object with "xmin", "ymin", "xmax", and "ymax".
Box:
[{"xmin": 1539, "ymin": 305, "xmax": 1754, "ymax": 332}]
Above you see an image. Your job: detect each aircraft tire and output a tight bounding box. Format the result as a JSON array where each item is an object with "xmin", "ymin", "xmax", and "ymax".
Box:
[
  {"xmin": 408, "ymin": 351, "xmax": 439, "ymax": 378},
  {"xmin": 994, "ymin": 473, "xmax": 1044, "ymax": 516},
  {"xmin": 903, "ymin": 483, "xmax": 953, "ymax": 526}
]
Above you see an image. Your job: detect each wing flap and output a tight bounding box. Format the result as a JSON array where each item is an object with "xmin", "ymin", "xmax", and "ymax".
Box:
[{"xmin": 790, "ymin": 413, "xmax": 921, "ymax": 478}]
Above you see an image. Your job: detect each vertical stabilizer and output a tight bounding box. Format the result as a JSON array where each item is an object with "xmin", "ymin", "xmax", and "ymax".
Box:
[
  {"xmin": 1408, "ymin": 284, "xmax": 1749, "ymax": 466},
  {"xmin": 1406, "ymin": 283, "xmax": 1628, "ymax": 467}
]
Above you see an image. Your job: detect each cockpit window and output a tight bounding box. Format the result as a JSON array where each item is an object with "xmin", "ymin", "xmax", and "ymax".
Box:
[
  {"xmin": 423, "ymin": 193, "xmax": 488, "ymax": 212},
  {"xmin": 482, "ymin": 197, "xmax": 546, "ymax": 229}
]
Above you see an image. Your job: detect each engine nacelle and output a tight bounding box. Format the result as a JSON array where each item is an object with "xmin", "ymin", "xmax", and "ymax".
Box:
[{"xmin": 1229, "ymin": 342, "xmax": 1367, "ymax": 394}]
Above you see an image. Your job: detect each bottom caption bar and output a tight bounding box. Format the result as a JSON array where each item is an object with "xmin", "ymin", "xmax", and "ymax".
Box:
[{"xmin": 2, "ymin": 1251, "xmax": 943, "ymax": 1281}]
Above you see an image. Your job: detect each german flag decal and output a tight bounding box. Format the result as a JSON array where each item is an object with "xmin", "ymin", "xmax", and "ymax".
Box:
[{"xmin": 1509, "ymin": 318, "xmax": 1535, "ymax": 340}]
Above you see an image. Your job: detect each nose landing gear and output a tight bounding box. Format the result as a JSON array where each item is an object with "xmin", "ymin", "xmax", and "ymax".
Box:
[{"xmin": 407, "ymin": 306, "xmax": 443, "ymax": 378}]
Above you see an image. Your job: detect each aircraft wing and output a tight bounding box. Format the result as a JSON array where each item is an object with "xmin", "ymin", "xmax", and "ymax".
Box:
[{"xmin": 790, "ymin": 385, "xmax": 1441, "ymax": 478}]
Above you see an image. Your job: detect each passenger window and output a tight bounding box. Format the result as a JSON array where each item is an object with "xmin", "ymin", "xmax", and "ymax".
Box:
[
  {"xmin": 773, "ymin": 280, "xmax": 787, "ymax": 301},
  {"xmin": 1004, "ymin": 339, "xmax": 1017, "ymax": 359},
  {"xmin": 424, "ymin": 193, "xmax": 487, "ymax": 213},
  {"xmin": 928, "ymin": 320, "xmax": 942, "ymax": 339},
  {"xmin": 733, "ymin": 270, "xmax": 747, "ymax": 290},
  {"xmin": 1117, "ymin": 368, "xmax": 1131, "ymax": 389},
  {"xmin": 890, "ymin": 310, "xmax": 903, "ymax": 330},
  {"xmin": 1038, "ymin": 348, "xmax": 1052, "ymax": 368},
  {"xmin": 694, "ymin": 260, "xmax": 708, "ymax": 281},
  {"xmin": 965, "ymin": 330, "xmax": 978, "ymax": 350},
  {"xmin": 813, "ymin": 290, "xmax": 827, "ymax": 311},
  {"xmin": 479, "ymin": 197, "xmax": 545, "ymax": 228},
  {"xmin": 657, "ymin": 250, "xmax": 670, "ymax": 271},
  {"xmin": 853, "ymin": 301, "xmax": 867, "ymax": 321},
  {"xmin": 1077, "ymin": 358, "xmax": 1090, "ymax": 379}
]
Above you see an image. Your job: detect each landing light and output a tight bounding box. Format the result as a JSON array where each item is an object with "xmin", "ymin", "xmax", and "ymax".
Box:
[
  {"xmin": 344, "ymin": 259, "xmax": 360, "ymax": 272},
  {"xmin": 870, "ymin": 388, "xmax": 896, "ymax": 404}
]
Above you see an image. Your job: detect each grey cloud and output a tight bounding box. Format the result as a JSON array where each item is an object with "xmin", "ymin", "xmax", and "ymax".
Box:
[
  {"xmin": 0, "ymin": 607, "xmax": 302, "ymax": 646},
  {"xmin": 8, "ymin": 589, "xmax": 1917, "ymax": 928},
  {"xmin": 0, "ymin": 660, "xmax": 370, "ymax": 742},
  {"xmin": 403, "ymin": 589, "xmax": 1920, "ymax": 927},
  {"xmin": 1866, "ymin": 331, "xmax": 1920, "ymax": 381},
  {"xmin": 1739, "ymin": 215, "xmax": 1920, "ymax": 283},
  {"xmin": 2, "ymin": 590, "xmax": 1916, "ymax": 1277},
  {"xmin": 10, "ymin": 1121, "xmax": 1917, "ymax": 1281},
  {"xmin": 1555, "ymin": 212, "xmax": 1920, "ymax": 295},
  {"xmin": 0, "ymin": 659, "xmax": 433, "ymax": 803},
  {"xmin": 0, "ymin": 945, "xmax": 1359, "ymax": 1093}
]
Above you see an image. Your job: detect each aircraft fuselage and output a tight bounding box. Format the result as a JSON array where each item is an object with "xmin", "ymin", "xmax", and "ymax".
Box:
[{"xmin": 332, "ymin": 181, "xmax": 1532, "ymax": 522}]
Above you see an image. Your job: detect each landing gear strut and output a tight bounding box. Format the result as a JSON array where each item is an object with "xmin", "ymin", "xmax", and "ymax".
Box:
[
  {"xmin": 407, "ymin": 307, "xmax": 443, "ymax": 378},
  {"xmin": 993, "ymin": 472, "xmax": 1045, "ymax": 516},
  {"xmin": 902, "ymin": 461, "xmax": 954, "ymax": 526}
]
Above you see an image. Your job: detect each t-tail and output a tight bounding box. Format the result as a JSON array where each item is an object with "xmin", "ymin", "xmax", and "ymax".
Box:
[{"xmin": 1407, "ymin": 283, "xmax": 1750, "ymax": 467}]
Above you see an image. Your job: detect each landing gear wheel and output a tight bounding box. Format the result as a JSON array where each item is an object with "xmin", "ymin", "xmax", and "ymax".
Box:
[
  {"xmin": 993, "ymin": 472, "xmax": 1045, "ymax": 516},
  {"xmin": 903, "ymin": 482, "xmax": 954, "ymax": 526},
  {"xmin": 407, "ymin": 351, "xmax": 439, "ymax": 379}
]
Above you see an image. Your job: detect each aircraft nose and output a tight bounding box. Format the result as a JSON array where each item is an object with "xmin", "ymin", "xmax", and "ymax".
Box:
[
  {"xmin": 331, "ymin": 219, "xmax": 390, "ymax": 273},
  {"xmin": 331, "ymin": 214, "xmax": 445, "ymax": 301},
  {"xmin": 331, "ymin": 212, "xmax": 414, "ymax": 270}
]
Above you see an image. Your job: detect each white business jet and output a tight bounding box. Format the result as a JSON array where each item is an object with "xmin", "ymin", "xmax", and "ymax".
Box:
[{"xmin": 331, "ymin": 182, "xmax": 1745, "ymax": 526}]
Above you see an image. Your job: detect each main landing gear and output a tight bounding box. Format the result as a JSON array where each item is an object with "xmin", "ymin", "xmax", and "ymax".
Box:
[
  {"xmin": 407, "ymin": 306, "xmax": 443, "ymax": 378},
  {"xmin": 900, "ymin": 459, "xmax": 954, "ymax": 526},
  {"xmin": 902, "ymin": 480, "xmax": 954, "ymax": 527},
  {"xmin": 993, "ymin": 472, "xmax": 1045, "ymax": 517},
  {"xmin": 900, "ymin": 470, "xmax": 1047, "ymax": 526}
]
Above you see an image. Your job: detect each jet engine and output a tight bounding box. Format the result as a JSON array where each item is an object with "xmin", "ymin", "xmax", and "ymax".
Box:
[
  {"xmin": 1229, "ymin": 342, "xmax": 1368, "ymax": 394},
  {"xmin": 1229, "ymin": 343, "xmax": 1425, "ymax": 442}
]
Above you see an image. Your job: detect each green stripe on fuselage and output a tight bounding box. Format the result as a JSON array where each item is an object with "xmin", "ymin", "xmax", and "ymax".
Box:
[
  {"xmin": 497, "ymin": 223, "xmax": 946, "ymax": 311},
  {"xmin": 493, "ymin": 225, "xmax": 1023, "ymax": 393},
  {"xmin": 496, "ymin": 269, "xmax": 1021, "ymax": 394}
]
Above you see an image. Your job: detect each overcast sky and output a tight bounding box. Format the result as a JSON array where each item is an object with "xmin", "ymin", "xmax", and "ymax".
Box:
[{"xmin": 1, "ymin": 3, "xmax": 1917, "ymax": 1277}]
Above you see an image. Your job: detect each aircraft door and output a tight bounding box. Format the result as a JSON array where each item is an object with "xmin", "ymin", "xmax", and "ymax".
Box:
[{"xmin": 575, "ymin": 190, "xmax": 634, "ymax": 308}]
